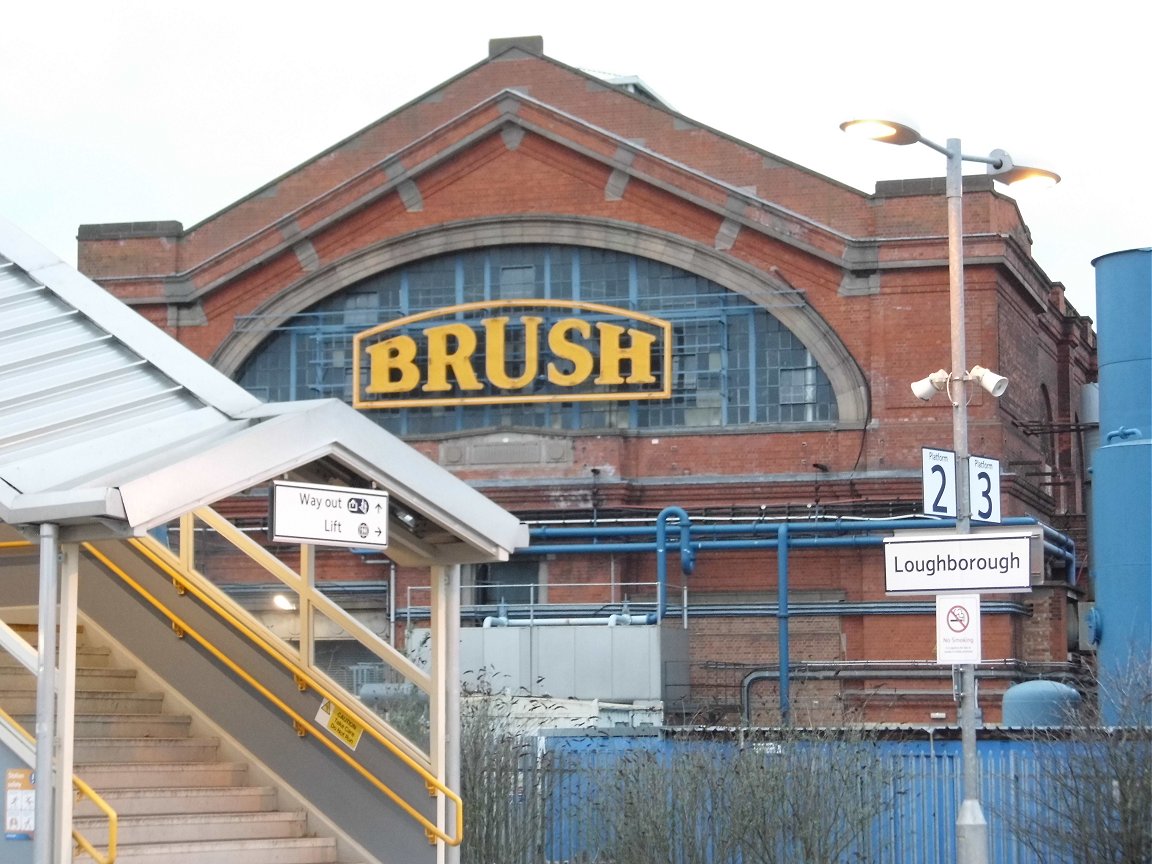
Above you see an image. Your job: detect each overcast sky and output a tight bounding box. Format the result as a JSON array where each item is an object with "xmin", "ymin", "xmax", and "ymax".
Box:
[{"xmin": 3, "ymin": 2, "xmax": 1148, "ymax": 322}]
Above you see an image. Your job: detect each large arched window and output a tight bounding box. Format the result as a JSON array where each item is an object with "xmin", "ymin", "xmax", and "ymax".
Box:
[{"xmin": 236, "ymin": 245, "xmax": 839, "ymax": 435}]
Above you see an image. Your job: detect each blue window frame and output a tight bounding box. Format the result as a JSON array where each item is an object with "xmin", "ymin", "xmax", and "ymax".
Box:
[{"xmin": 236, "ymin": 245, "xmax": 838, "ymax": 433}]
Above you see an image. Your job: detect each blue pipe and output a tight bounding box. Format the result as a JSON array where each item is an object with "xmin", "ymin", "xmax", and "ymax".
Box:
[
  {"xmin": 526, "ymin": 515, "xmax": 1076, "ymax": 572},
  {"xmin": 519, "ymin": 512, "xmax": 1077, "ymax": 722},
  {"xmin": 778, "ymin": 524, "xmax": 790, "ymax": 725},
  {"xmin": 655, "ymin": 506, "xmax": 694, "ymax": 620}
]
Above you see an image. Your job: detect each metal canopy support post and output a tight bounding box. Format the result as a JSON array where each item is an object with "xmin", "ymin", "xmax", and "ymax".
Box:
[
  {"xmin": 429, "ymin": 565, "xmax": 448, "ymax": 864},
  {"xmin": 54, "ymin": 543, "xmax": 81, "ymax": 862},
  {"xmin": 444, "ymin": 564, "xmax": 462, "ymax": 864},
  {"xmin": 34, "ymin": 524, "xmax": 59, "ymax": 864},
  {"xmin": 429, "ymin": 563, "xmax": 463, "ymax": 864},
  {"xmin": 299, "ymin": 543, "xmax": 316, "ymax": 676}
]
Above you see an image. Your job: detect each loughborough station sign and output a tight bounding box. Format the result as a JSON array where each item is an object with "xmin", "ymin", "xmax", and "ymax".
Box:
[{"xmin": 883, "ymin": 531, "xmax": 1032, "ymax": 594}]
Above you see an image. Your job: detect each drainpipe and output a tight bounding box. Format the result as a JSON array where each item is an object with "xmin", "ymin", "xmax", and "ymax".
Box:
[
  {"xmin": 655, "ymin": 506, "xmax": 694, "ymax": 620},
  {"xmin": 388, "ymin": 562, "xmax": 397, "ymax": 645},
  {"xmin": 778, "ymin": 524, "xmax": 790, "ymax": 725}
]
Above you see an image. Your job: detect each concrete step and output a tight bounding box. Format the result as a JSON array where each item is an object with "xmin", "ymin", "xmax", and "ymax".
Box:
[
  {"xmin": 69, "ymin": 712, "xmax": 193, "ymax": 739},
  {"xmin": 75, "ymin": 760, "xmax": 249, "ymax": 790},
  {"xmin": 84, "ymin": 836, "xmax": 341, "ymax": 864},
  {"xmin": 0, "ymin": 643, "xmax": 111, "ymax": 667},
  {"xmin": 0, "ymin": 665, "xmax": 137, "ymax": 691},
  {"xmin": 74, "ymin": 784, "xmax": 278, "ymax": 818},
  {"xmin": 0, "ymin": 689, "xmax": 163, "ymax": 715},
  {"xmin": 11, "ymin": 712, "xmax": 194, "ymax": 739},
  {"xmin": 6, "ymin": 621, "xmax": 371, "ymax": 863},
  {"xmin": 74, "ymin": 735, "xmax": 220, "ymax": 764},
  {"xmin": 73, "ymin": 809, "xmax": 307, "ymax": 846}
]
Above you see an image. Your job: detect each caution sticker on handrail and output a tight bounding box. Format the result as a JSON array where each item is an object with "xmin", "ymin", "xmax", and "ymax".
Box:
[{"xmin": 317, "ymin": 699, "xmax": 364, "ymax": 751}]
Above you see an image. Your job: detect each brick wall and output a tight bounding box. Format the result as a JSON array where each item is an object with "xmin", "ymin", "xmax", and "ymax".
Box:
[{"xmin": 79, "ymin": 43, "xmax": 1097, "ymax": 724}]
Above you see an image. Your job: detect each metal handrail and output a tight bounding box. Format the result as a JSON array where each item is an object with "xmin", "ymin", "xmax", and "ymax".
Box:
[
  {"xmin": 188, "ymin": 507, "xmax": 430, "ymax": 694},
  {"xmin": 71, "ymin": 776, "xmax": 119, "ymax": 864},
  {"xmin": 404, "ymin": 578, "xmax": 665, "ymax": 629},
  {"xmin": 84, "ymin": 539, "xmax": 463, "ymax": 846},
  {"xmin": 0, "ymin": 705, "xmax": 118, "ymax": 864}
]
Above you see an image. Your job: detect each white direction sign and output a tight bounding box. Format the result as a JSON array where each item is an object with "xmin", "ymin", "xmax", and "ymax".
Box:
[
  {"xmin": 884, "ymin": 531, "xmax": 1032, "ymax": 594},
  {"xmin": 936, "ymin": 593, "xmax": 982, "ymax": 664},
  {"xmin": 922, "ymin": 447, "xmax": 957, "ymax": 518},
  {"xmin": 968, "ymin": 455, "xmax": 1001, "ymax": 524},
  {"xmin": 271, "ymin": 481, "xmax": 389, "ymax": 550}
]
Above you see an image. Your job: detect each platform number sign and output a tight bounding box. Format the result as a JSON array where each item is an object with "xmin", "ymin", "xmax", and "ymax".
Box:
[
  {"xmin": 969, "ymin": 455, "xmax": 1001, "ymax": 524},
  {"xmin": 922, "ymin": 448, "xmax": 957, "ymax": 518}
]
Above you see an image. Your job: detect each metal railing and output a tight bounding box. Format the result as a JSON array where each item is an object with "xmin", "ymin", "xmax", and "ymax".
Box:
[
  {"xmin": 0, "ymin": 618, "xmax": 118, "ymax": 864},
  {"xmin": 1, "ymin": 511, "xmax": 464, "ymax": 847},
  {"xmin": 87, "ymin": 506, "xmax": 463, "ymax": 846},
  {"xmin": 464, "ymin": 735, "xmax": 1138, "ymax": 864},
  {"xmin": 404, "ymin": 579, "xmax": 674, "ymax": 629}
]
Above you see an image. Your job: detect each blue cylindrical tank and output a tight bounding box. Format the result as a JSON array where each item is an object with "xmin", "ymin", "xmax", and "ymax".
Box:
[
  {"xmin": 1091, "ymin": 248, "xmax": 1152, "ymax": 725},
  {"xmin": 1002, "ymin": 680, "xmax": 1083, "ymax": 726}
]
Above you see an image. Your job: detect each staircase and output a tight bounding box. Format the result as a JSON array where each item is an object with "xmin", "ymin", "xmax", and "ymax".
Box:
[{"xmin": 1, "ymin": 624, "xmax": 362, "ymax": 863}]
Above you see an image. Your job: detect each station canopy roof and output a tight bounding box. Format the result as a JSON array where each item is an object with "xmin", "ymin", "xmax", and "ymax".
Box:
[{"xmin": 0, "ymin": 218, "xmax": 527, "ymax": 565}]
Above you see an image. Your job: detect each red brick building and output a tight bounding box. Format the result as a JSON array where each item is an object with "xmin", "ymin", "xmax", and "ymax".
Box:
[{"xmin": 76, "ymin": 36, "xmax": 1096, "ymax": 725}]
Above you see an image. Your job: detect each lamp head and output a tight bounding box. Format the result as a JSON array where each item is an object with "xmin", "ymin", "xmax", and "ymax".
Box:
[
  {"xmin": 911, "ymin": 369, "xmax": 950, "ymax": 401},
  {"xmin": 986, "ymin": 149, "xmax": 1060, "ymax": 189},
  {"xmin": 969, "ymin": 365, "xmax": 1008, "ymax": 397},
  {"xmin": 840, "ymin": 118, "xmax": 922, "ymax": 146}
]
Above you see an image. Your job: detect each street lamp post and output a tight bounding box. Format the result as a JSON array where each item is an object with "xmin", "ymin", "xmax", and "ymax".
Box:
[{"xmin": 841, "ymin": 118, "xmax": 1058, "ymax": 864}]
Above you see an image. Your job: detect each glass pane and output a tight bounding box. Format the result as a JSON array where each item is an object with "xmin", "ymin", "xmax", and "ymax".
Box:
[
  {"xmin": 474, "ymin": 560, "xmax": 540, "ymax": 607},
  {"xmin": 310, "ymin": 604, "xmax": 429, "ymax": 753}
]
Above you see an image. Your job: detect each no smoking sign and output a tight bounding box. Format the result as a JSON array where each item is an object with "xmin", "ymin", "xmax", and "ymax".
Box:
[
  {"xmin": 936, "ymin": 594, "xmax": 981, "ymax": 664},
  {"xmin": 946, "ymin": 605, "xmax": 970, "ymax": 632}
]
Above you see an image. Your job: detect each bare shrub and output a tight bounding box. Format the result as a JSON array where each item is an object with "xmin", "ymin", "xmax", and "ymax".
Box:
[
  {"xmin": 585, "ymin": 726, "xmax": 899, "ymax": 864},
  {"xmin": 459, "ymin": 677, "xmax": 554, "ymax": 864},
  {"xmin": 999, "ymin": 661, "xmax": 1152, "ymax": 864}
]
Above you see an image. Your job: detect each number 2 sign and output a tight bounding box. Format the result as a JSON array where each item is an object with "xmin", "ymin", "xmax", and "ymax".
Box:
[{"xmin": 922, "ymin": 448, "xmax": 957, "ymax": 518}]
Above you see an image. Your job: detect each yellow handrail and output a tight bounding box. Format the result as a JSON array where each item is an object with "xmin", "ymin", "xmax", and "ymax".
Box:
[
  {"xmin": 188, "ymin": 507, "xmax": 430, "ymax": 693},
  {"xmin": 84, "ymin": 541, "xmax": 463, "ymax": 846},
  {"xmin": 72, "ymin": 776, "xmax": 119, "ymax": 864},
  {"xmin": 0, "ymin": 705, "xmax": 118, "ymax": 864}
]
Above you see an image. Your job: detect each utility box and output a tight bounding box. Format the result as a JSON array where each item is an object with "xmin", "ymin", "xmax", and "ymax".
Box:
[{"xmin": 411, "ymin": 622, "xmax": 689, "ymax": 704}]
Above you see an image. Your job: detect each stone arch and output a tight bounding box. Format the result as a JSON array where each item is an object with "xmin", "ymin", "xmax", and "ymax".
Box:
[{"xmin": 213, "ymin": 217, "xmax": 870, "ymax": 426}]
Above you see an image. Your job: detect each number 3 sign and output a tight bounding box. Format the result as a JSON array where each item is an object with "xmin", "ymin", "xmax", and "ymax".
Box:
[{"xmin": 968, "ymin": 455, "xmax": 1001, "ymax": 524}]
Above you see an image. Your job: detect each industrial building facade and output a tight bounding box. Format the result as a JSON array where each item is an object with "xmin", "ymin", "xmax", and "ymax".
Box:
[{"xmin": 76, "ymin": 36, "xmax": 1097, "ymax": 725}]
